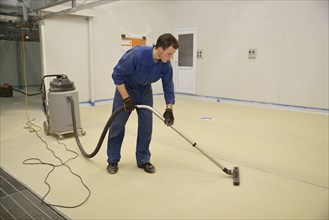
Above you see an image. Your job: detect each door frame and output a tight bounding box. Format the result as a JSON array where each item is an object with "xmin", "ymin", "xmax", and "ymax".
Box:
[{"xmin": 174, "ymin": 27, "xmax": 197, "ymax": 94}]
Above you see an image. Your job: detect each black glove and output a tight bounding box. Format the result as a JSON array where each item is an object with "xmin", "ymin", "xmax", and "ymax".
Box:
[
  {"xmin": 123, "ymin": 97, "xmax": 135, "ymax": 111},
  {"xmin": 163, "ymin": 108, "xmax": 174, "ymax": 126}
]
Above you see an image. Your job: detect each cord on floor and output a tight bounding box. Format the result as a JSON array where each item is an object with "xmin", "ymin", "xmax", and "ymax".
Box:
[{"xmin": 23, "ymin": 120, "xmax": 91, "ymax": 208}]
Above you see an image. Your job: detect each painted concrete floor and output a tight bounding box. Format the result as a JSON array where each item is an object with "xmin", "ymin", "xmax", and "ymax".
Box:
[{"xmin": 0, "ymin": 91, "xmax": 328, "ymax": 219}]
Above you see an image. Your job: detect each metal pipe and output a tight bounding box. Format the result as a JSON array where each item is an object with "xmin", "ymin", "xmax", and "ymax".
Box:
[
  {"xmin": 136, "ymin": 105, "xmax": 226, "ymax": 170},
  {"xmin": 40, "ymin": 0, "xmax": 118, "ymax": 19},
  {"xmin": 16, "ymin": 41, "xmax": 23, "ymax": 89},
  {"xmin": 72, "ymin": 0, "xmax": 76, "ymax": 9}
]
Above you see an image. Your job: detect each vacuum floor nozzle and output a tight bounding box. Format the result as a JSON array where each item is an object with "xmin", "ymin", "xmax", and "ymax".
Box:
[{"xmin": 233, "ymin": 166, "xmax": 240, "ymax": 186}]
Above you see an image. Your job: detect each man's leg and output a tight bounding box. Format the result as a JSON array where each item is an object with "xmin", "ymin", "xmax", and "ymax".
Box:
[
  {"xmin": 107, "ymin": 90, "xmax": 131, "ymax": 165},
  {"xmin": 136, "ymin": 107, "xmax": 153, "ymax": 165},
  {"xmin": 135, "ymin": 88, "xmax": 155, "ymax": 173}
]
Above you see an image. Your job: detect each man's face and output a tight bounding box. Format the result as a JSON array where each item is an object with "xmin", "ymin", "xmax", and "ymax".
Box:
[{"xmin": 159, "ymin": 46, "xmax": 176, "ymax": 63}]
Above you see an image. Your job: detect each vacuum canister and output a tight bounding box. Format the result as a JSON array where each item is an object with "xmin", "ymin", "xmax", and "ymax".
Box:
[{"xmin": 47, "ymin": 76, "xmax": 82, "ymax": 134}]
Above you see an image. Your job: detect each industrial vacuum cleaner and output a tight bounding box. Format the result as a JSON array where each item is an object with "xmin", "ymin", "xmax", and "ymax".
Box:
[
  {"xmin": 42, "ymin": 74, "xmax": 86, "ymax": 140},
  {"xmin": 42, "ymin": 74, "xmax": 240, "ymax": 186}
]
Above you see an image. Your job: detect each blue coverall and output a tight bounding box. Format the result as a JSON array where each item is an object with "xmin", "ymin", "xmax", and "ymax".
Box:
[{"xmin": 107, "ymin": 45, "xmax": 175, "ymax": 166}]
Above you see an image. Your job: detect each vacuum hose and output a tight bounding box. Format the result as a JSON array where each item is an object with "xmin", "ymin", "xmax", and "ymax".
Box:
[
  {"xmin": 67, "ymin": 96, "xmax": 124, "ymax": 158},
  {"xmin": 67, "ymin": 96, "xmax": 240, "ymax": 186}
]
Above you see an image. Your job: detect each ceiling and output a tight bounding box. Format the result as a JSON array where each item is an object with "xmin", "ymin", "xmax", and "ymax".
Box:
[
  {"xmin": 0, "ymin": 0, "xmax": 114, "ymax": 42},
  {"xmin": 1, "ymin": 0, "xmax": 41, "ymax": 42}
]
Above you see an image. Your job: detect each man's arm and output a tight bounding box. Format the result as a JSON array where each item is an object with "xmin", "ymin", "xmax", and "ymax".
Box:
[{"xmin": 116, "ymin": 84, "xmax": 130, "ymax": 99}]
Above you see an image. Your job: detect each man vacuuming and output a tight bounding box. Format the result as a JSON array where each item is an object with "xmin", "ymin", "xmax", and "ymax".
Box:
[{"xmin": 107, "ymin": 33, "xmax": 179, "ymax": 174}]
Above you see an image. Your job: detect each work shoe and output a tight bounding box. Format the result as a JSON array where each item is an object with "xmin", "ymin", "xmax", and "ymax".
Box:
[
  {"xmin": 138, "ymin": 162, "xmax": 156, "ymax": 174},
  {"xmin": 107, "ymin": 163, "xmax": 118, "ymax": 174}
]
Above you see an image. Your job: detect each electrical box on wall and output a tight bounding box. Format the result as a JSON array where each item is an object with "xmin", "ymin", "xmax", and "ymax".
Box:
[
  {"xmin": 121, "ymin": 34, "xmax": 146, "ymax": 53},
  {"xmin": 248, "ymin": 48, "xmax": 257, "ymax": 59}
]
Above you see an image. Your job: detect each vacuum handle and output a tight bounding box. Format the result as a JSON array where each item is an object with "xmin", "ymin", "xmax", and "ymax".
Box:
[
  {"xmin": 135, "ymin": 105, "xmax": 226, "ymax": 171},
  {"xmin": 135, "ymin": 105, "xmax": 194, "ymax": 144}
]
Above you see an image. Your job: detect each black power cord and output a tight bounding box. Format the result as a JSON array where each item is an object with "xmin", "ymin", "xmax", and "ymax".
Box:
[
  {"xmin": 23, "ymin": 120, "xmax": 91, "ymax": 208},
  {"xmin": 13, "ymin": 87, "xmax": 42, "ymax": 96}
]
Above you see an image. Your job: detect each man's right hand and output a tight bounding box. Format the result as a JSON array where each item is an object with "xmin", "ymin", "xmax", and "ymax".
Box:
[{"xmin": 123, "ymin": 97, "xmax": 135, "ymax": 111}]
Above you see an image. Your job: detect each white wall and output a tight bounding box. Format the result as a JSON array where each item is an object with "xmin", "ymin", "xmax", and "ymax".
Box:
[
  {"xmin": 41, "ymin": 15, "xmax": 90, "ymax": 102},
  {"xmin": 41, "ymin": 1, "xmax": 173, "ymax": 103},
  {"xmin": 92, "ymin": 1, "xmax": 173, "ymax": 101},
  {"xmin": 40, "ymin": 0, "xmax": 328, "ymax": 109},
  {"xmin": 172, "ymin": 1, "xmax": 328, "ymax": 109}
]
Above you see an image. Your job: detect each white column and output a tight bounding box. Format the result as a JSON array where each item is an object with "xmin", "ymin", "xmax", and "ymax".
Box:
[
  {"xmin": 88, "ymin": 17, "xmax": 95, "ymax": 106},
  {"xmin": 39, "ymin": 20, "xmax": 47, "ymax": 77}
]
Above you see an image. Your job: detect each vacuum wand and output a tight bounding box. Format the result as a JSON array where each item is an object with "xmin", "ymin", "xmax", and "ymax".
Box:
[
  {"xmin": 67, "ymin": 96, "xmax": 240, "ymax": 186},
  {"xmin": 135, "ymin": 105, "xmax": 240, "ymax": 186}
]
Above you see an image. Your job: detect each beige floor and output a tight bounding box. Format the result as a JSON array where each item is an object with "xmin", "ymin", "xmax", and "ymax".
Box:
[{"xmin": 0, "ymin": 91, "xmax": 328, "ymax": 220}]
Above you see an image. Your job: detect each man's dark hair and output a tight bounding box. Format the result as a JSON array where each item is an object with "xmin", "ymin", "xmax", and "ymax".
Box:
[{"xmin": 155, "ymin": 33, "xmax": 179, "ymax": 50}]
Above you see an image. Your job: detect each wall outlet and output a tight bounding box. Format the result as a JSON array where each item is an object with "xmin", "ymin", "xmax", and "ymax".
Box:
[
  {"xmin": 248, "ymin": 48, "xmax": 257, "ymax": 59},
  {"xmin": 197, "ymin": 49, "xmax": 203, "ymax": 59}
]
